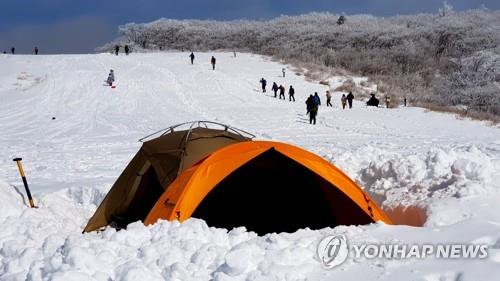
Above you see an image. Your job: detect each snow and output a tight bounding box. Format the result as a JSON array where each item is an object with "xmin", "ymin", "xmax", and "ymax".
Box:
[{"xmin": 1, "ymin": 52, "xmax": 500, "ymax": 280}]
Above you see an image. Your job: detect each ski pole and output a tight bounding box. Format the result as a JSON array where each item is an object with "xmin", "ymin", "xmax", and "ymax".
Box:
[{"xmin": 13, "ymin": 157, "xmax": 36, "ymax": 208}]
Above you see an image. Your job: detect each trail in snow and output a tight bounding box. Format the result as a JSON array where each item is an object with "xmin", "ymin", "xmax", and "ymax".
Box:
[{"xmin": 1, "ymin": 52, "xmax": 500, "ymax": 280}]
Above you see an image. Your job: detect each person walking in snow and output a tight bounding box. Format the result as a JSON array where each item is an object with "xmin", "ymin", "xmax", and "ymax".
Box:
[
  {"xmin": 306, "ymin": 94, "xmax": 319, "ymax": 125},
  {"xmin": 33, "ymin": 46, "xmax": 39, "ymax": 55},
  {"xmin": 271, "ymin": 82, "xmax": 278, "ymax": 97},
  {"xmin": 106, "ymin": 69, "xmax": 115, "ymax": 86},
  {"xmin": 306, "ymin": 94, "xmax": 313, "ymax": 115},
  {"xmin": 125, "ymin": 45, "xmax": 130, "ymax": 55},
  {"xmin": 385, "ymin": 95, "xmax": 391, "ymax": 108},
  {"xmin": 326, "ymin": 90, "xmax": 332, "ymax": 107},
  {"xmin": 282, "ymin": 68, "xmax": 286, "ymax": 78},
  {"xmin": 313, "ymin": 92, "xmax": 321, "ymax": 106},
  {"xmin": 341, "ymin": 94, "xmax": 347, "ymax": 109},
  {"xmin": 346, "ymin": 91, "xmax": 354, "ymax": 109},
  {"xmin": 11, "ymin": 47, "xmax": 15, "ymax": 54},
  {"xmin": 211, "ymin": 56, "xmax": 216, "ymax": 70},
  {"xmin": 260, "ymin": 78, "xmax": 267, "ymax": 93},
  {"xmin": 189, "ymin": 52, "xmax": 195, "ymax": 64},
  {"xmin": 278, "ymin": 85, "xmax": 285, "ymax": 100},
  {"xmin": 288, "ymin": 85, "xmax": 295, "ymax": 102},
  {"xmin": 115, "ymin": 45, "xmax": 119, "ymax": 56}
]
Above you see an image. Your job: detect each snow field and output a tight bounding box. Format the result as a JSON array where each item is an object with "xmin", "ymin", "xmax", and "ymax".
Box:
[{"xmin": 1, "ymin": 52, "xmax": 500, "ymax": 280}]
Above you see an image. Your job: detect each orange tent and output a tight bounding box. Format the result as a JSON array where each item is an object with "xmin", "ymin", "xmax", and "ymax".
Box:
[
  {"xmin": 144, "ymin": 140, "xmax": 391, "ymax": 234},
  {"xmin": 84, "ymin": 122, "xmax": 391, "ymax": 235}
]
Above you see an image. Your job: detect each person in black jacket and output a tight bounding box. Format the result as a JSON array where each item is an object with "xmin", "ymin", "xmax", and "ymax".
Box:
[
  {"xmin": 278, "ymin": 85, "xmax": 285, "ymax": 100},
  {"xmin": 366, "ymin": 93, "xmax": 379, "ymax": 107},
  {"xmin": 125, "ymin": 45, "xmax": 130, "ymax": 55},
  {"xmin": 306, "ymin": 95, "xmax": 313, "ymax": 115},
  {"xmin": 189, "ymin": 52, "xmax": 195, "ymax": 64},
  {"xmin": 271, "ymin": 82, "xmax": 278, "ymax": 98},
  {"xmin": 211, "ymin": 56, "xmax": 216, "ymax": 70},
  {"xmin": 115, "ymin": 45, "xmax": 119, "ymax": 55},
  {"xmin": 306, "ymin": 94, "xmax": 319, "ymax": 124},
  {"xmin": 288, "ymin": 86, "xmax": 295, "ymax": 102},
  {"xmin": 346, "ymin": 91, "xmax": 354, "ymax": 109}
]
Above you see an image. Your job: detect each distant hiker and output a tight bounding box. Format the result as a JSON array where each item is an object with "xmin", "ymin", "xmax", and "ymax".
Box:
[
  {"xmin": 260, "ymin": 78, "xmax": 267, "ymax": 93},
  {"xmin": 313, "ymin": 92, "xmax": 321, "ymax": 106},
  {"xmin": 33, "ymin": 46, "xmax": 39, "ymax": 55},
  {"xmin": 404, "ymin": 97, "xmax": 407, "ymax": 107},
  {"xmin": 189, "ymin": 52, "xmax": 195, "ymax": 64},
  {"xmin": 106, "ymin": 69, "xmax": 115, "ymax": 86},
  {"xmin": 306, "ymin": 95, "xmax": 312, "ymax": 115},
  {"xmin": 278, "ymin": 85, "xmax": 285, "ymax": 100},
  {"xmin": 11, "ymin": 47, "xmax": 15, "ymax": 54},
  {"xmin": 341, "ymin": 94, "xmax": 347, "ymax": 109},
  {"xmin": 288, "ymin": 86, "xmax": 295, "ymax": 102},
  {"xmin": 115, "ymin": 45, "xmax": 119, "ymax": 55},
  {"xmin": 312, "ymin": 93, "xmax": 321, "ymax": 124},
  {"xmin": 211, "ymin": 56, "xmax": 216, "ymax": 70},
  {"xmin": 366, "ymin": 93, "xmax": 379, "ymax": 107},
  {"xmin": 125, "ymin": 45, "xmax": 130, "ymax": 55},
  {"xmin": 346, "ymin": 91, "xmax": 354, "ymax": 109},
  {"xmin": 385, "ymin": 96, "xmax": 391, "ymax": 108},
  {"xmin": 326, "ymin": 90, "xmax": 332, "ymax": 107},
  {"xmin": 306, "ymin": 94, "xmax": 319, "ymax": 125},
  {"xmin": 282, "ymin": 68, "xmax": 285, "ymax": 78},
  {"xmin": 271, "ymin": 82, "xmax": 278, "ymax": 97},
  {"xmin": 233, "ymin": 50, "xmax": 236, "ymax": 57},
  {"xmin": 337, "ymin": 15, "xmax": 346, "ymax": 25}
]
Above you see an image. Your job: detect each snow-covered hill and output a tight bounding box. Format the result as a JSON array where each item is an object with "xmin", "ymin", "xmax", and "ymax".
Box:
[{"xmin": 1, "ymin": 52, "xmax": 500, "ymax": 280}]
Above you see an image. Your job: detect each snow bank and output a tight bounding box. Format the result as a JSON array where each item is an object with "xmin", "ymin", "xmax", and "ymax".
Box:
[
  {"xmin": 0, "ymin": 181, "xmax": 332, "ymax": 280},
  {"xmin": 1, "ymin": 182, "xmax": 500, "ymax": 281}
]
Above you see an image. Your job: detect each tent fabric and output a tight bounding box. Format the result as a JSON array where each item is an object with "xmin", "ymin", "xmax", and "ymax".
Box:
[
  {"xmin": 83, "ymin": 127, "xmax": 250, "ymax": 233},
  {"xmin": 84, "ymin": 124, "xmax": 392, "ymax": 234},
  {"xmin": 143, "ymin": 141, "xmax": 391, "ymax": 234}
]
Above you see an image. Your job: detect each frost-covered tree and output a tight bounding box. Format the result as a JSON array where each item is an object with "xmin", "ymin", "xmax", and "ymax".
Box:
[{"xmin": 439, "ymin": 1, "xmax": 454, "ymax": 17}]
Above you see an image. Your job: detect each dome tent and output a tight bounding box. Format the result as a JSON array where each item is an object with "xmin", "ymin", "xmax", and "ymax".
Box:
[
  {"xmin": 84, "ymin": 121, "xmax": 391, "ymax": 234},
  {"xmin": 83, "ymin": 121, "xmax": 253, "ymax": 232}
]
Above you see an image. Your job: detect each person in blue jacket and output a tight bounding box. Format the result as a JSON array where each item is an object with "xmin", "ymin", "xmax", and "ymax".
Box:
[{"xmin": 260, "ymin": 78, "xmax": 267, "ymax": 93}]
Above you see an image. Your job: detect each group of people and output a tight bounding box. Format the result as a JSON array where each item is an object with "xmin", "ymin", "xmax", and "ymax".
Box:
[
  {"xmin": 307, "ymin": 91, "xmax": 355, "ymax": 124},
  {"xmin": 258, "ymin": 75, "xmax": 360, "ymax": 125},
  {"xmin": 260, "ymin": 79, "xmax": 296, "ymax": 102},
  {"xmin": 114, "ymin": 45, "xmax": 131, "ymax": 55},
  {"xmin": 2, "ymin": 46, "xmax": 39, "ymax": 55},
  {"xmin": 188, "ymin": 52, "xmax": 217, "ymax": 70},
  {"xmin": 305, "ymin": 93, "xmax": 322, "ymax": 124},
  {"xmin": 102, "ymin": 49, "xmax": 400, "ymax": 125}
]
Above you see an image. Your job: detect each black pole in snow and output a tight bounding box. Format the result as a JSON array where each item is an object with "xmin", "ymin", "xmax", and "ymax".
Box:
[{"xmin": 13, "ymin": 158, "xmax": 36, "ymax": 208}]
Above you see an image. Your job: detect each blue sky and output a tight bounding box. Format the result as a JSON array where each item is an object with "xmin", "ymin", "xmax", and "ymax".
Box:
[{"xmin": 1, "ymin": 0, "xmax": 498, "ymax": 54}]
